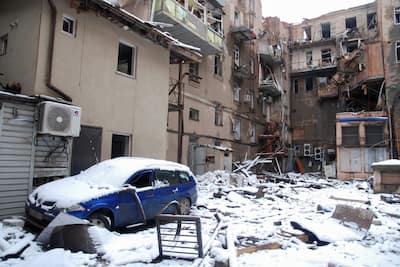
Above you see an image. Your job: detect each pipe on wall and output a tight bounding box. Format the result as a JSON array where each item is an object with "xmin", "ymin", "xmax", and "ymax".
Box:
[{"xmin": 46, "ymin": 0, "xmax": 72, "ymax": 102}]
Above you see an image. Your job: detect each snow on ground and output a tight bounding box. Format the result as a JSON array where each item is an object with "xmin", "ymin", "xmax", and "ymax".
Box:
[{"xmin": 1, "ymin": 171, "xmax": 400, "ymax": 267}]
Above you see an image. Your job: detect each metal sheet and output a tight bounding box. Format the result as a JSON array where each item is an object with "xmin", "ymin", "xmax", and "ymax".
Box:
[
  {"xmin": 365, "ymin": 147, "xmax": 387, "ymax": 173},
  {"xmin": 339, "ymin": 148, "xmax": 362, "ymax": 172}
]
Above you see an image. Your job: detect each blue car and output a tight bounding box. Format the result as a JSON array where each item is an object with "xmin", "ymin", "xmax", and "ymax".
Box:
[{"xmin": 25, "ymin": 157, "xmax": 197, "ymax": 230}]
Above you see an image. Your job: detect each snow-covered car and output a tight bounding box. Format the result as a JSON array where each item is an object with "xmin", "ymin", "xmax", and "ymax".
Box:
[{"xmin": 25, "ymin": 157, "xmax": 197, "ymax": 230}]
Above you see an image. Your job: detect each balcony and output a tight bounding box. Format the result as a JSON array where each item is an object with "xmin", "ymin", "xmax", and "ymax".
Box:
[
  {"xmin": 231, "ymin": 26, "xmax": 256, "ymax": 42},
  {"xmin": 259, "ymin": 43, "xmax": 282, "ymax": 66},
  {"xmin": 232, "ymin": 65, "xmax": 251, "ymax": 80},
  {"xmin": 154, "ymin": 0, "xmax": 224, "ymax": 55},
  {"xmin": 291, "ymin": 59, "xmax": 337, "ymax": 74},
  {"xmin": 259, "ymin": 79, "xmax": 281, "ymax": 97},
  {"xmin": 318, "ymin": 85, "xmax": 338, "ymax": 99}
]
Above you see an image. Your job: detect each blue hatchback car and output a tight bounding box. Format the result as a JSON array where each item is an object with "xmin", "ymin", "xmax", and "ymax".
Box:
[{"xmin": 25, "ymin": 157, "xmax": 197, "ymax": 230}]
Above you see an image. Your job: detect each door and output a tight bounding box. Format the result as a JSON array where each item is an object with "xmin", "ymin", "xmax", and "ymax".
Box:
[
  {"xmin": 71, "ymin": 126, "xmax": 102, "ymax": 175},
  {"xmin": 194, "ymin": 146, "xmax": 206, "ymax": 175},
  {"xmin": 153, "ymin": 169, "xmax": 181, "ymax": 214}
]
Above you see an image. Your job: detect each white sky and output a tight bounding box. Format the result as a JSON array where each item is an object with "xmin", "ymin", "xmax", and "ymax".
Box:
[{"xmin": 261, "ymin": 0, "xmax": 375, "ymax": 23}]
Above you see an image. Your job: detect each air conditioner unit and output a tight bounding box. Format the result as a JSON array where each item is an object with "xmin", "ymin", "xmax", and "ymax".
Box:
[
  {"xmin": 38, "ymin": 101, "xmax": 81, "ymax": 137},
  {"xmin": 243, "ymin": 94, "xmax": 252, "ymax": 103},
  {"xmin": 304, "ymin": 144, "xmax": 312, "ymax": 157},
  {"xmin": 314, "ymin": 147, "xmax": 323, "ymax": 161}
]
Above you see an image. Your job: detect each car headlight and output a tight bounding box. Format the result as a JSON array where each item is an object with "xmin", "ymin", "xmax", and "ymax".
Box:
[{"xmin": 65, "ymin": 204, "xmax": 85, "ymax": 212}]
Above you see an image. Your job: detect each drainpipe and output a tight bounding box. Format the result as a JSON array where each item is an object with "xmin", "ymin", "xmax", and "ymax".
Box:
[
  {"xmin": 150, "ymin": 0, "xmax": 156, "ymax": 21},
  {"xmin": 46, "ymin": 0, "xmax": 72, "ymax": 102},
  {"xmin": 177, "ymin": 61, "xmax": 184, "ymax": 163}
]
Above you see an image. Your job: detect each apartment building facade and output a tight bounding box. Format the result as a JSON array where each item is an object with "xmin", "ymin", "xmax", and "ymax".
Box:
[{"xmin": 0, "ymin": 0, "xmax": 200, "ymax": 176}]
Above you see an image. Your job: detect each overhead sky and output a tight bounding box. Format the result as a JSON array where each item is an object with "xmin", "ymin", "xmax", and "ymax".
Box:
[{"xmin": 261, "ymin": 0, "xmax": 375, "ymax": 23}]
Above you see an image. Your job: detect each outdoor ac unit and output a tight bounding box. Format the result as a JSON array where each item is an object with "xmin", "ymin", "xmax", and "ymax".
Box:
[
  {"xmin": 38, "ymin": 101, "xmax": 81, "ymax": 137},
  {"xmin": 304, "ymin": 144, "xmax": 312, "ymax": 157},
  {"xmin": 314, "ymin": 147, "xmax": 323, "ymax": 161},
  {"xmin": 243, "ymin": 94, "xmax": 252, "ymax": 103}
]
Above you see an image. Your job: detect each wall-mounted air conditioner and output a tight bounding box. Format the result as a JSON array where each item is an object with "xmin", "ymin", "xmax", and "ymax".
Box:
[
  {"xmin": 38, "ymin": 101, "xmax": 81, "ymax": 137},
  {"xmin": 243, "ymin": 94, "xmax": 252, "ymax": 103},
  {"xmin": 304, "ymin": 144, "xmax": 312, "ymax": 157}
]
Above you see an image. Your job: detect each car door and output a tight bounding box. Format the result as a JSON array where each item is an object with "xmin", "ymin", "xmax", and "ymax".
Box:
[
  {"xmin": 117, "ymin": 170, "xmax": 156, "ymax": 226},
  {"xmin": 153, "ymin": 169, "xmax": 181, "ymax": 213}
]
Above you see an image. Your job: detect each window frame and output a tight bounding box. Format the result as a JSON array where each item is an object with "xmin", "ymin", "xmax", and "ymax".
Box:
[
  {"xmin": 345, "ymin": 16, "xmax": 357, "ymax": 30},
  {"xmin": 248, "ymin": 123, "xmax": 256, "ymax": 143},
  {"xmin": 394, "ymin": 7, "xmax": 400, "ymax": 25},
  {"xmin": 214, "ymin": 55, "xmax": 223, "ymax": 77},
  {"xmin": 0, "ymin": 34, "xmax": 8, "ymax": 56},
  {"xmin": 111, "ymin": 133, "xmax": 131, "ymax": 158},
  {"xmin": 233, "ymin": 87, "xmax": 241, "ymax": 102},
  {"xmin": 232, "ymin": 118, "xmax": 241, "ymax": 140},
  {"xmin": 189, "ymin": 63, "xmax": 200, "ymax": 83},
  {"xmin": 305, "ymin": 77, "xmax": 313, "ymax": 91},
  {"xmin": 321, "ymin": 22, "xmax": 331, "ymax": 39},
  {"xmin": 189, "ymin": 108, "xmax": 200, "ymax": 121},
  {"xmin": 61, "ymin": 14, "xmax": 76, "ymax": 37},
  {"xmin": 214, "ymin": 104, "xmax": 223, "ymax": 126},
  {"xmin": 293, "ymin": 79, "xmax": 299, "ymax": 94},
  {"xmin": 117, "ymin": 41, "xmax": 137, "ymax": 78},
  {"xmin": 396, "ymin": 41, "xmax": 400, "ymax": 63}
]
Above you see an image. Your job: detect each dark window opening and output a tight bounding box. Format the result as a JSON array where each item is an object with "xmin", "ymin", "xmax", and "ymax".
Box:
[
  {"xmin": 367, "ymin": 13, "xmax": 377, "ymax": 30},
  {"xmin": 306, "ymin": 51, "xmax": 313, "ymax": 66},
  {"xmin": 215, "ymin": 105, "xmax": 223, "ymax": 126},
  {"xmin": 293, "ymin": 79, "xmax": 299, "ymax": 94},
  {"xmin": 346, "ymin": 42, "xmax": 359, "ymax": 53},
  {"xmin": 177, "ymin": 171, "xmax": 191, "ymax": 184},
  {"xmin": 214, "ymin": 55, "xmax": 222, "ymax": 77},
  {"xmin": 321, "ymin": 49, "xmax": 332, "ymax": 64},
  {"xmin": 0, "ymin": 34, "xmax": 8, "ymax": 56},
  {"xmin": 321, "ymin": 23, "xmax": 331, "ymax": 38},
  {"xmin": 345, "ymin": 17, "xmax": 357, "ymax": 29},
  {"xmin": 305, "ymin": 77, "xmax": 313, "ymax": 91},
  {"xmin": 342, "ymin": 126, "xmax": 359, "ymax": 146},
  {"xmin": 303, "ymin": 26, "xmax": 311, "ymax": 41},
  {"xmin": 189, "ymin": 108, "xmax": 199, "ymax": 121},
  {"xmin": 117, "ymin": 42, "xmax": 135, "ymax": 76},
  {"xmin": 130, "ymin": 172, "xmax": 152, "ymax": 188},
  {"xmin": 155, "ymin": 170, "xmax": 179, "ymax": 186},
  {"xmin": 62, "ymin": 15, "xmax": 75, "ymax": 35},
  {"xmin": 395, "ymin": 7, "xmax": 400, "ymax": 24},
  {"xmin": 318, "ymin": 77, "xmax": 328, "ymax": 89},
  {"xmin": 189, "ymin": 63, "xmax": 200, "ymax": 83},
  {"xmin": 396, "ymin": 41, "xmax": 400, "ymax": 63},
  {"xmin": 366, "ymin": 125, "xmax": 384, "ymax": 146},
  {"xmin": 111, "ymin": 134, "xmax": 130, "ymax": 158}
]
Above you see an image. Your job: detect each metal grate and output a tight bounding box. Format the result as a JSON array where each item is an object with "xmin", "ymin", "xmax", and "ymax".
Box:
[{"xmin": 156, "ymin": 214, "xmax": 204, "ymax": 259}]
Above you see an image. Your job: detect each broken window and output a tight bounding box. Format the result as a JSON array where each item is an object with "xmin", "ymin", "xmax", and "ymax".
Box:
[
  {"xmin": 395, "ymin": 7, "xmax": 400, "ymax": 25},
  {"xmin": 214, "ymin": 55, "xmax": 223, "ymax": 77},
  {"xmin": 189, "ymin": 63, "xmax": 200, "ymax": 83},
  {"xmin": 117, "ymin": 42, "xmax": 136, "ymax": 77},
  {"xmin": 130, "ymin": 172, "xmax": 152, "ymax": 188},
  {"xmin": 62, "ymin": 15, "xmax": 76, "ymax": 36},
  {"xmin": 249, "ymin": 91, "xmax": 255, "ymax": 110},
  {"xmin": 317, "ymin": 77, "xmax": 328, "ymax": 89},
  {"xmin": 396, "ymin": 41, "xmax": 400, "ymax": 63},
  {"xmin": 367, "ymin": 13, "xmax": 377, "ymax": 30},
  {"xmin": 365, "ymin": 125, "xmax": 384, "ymax": 146},
  {"xmin": 321, "ymin": 23, "xmax": 331, "ymax": 39},
  {"xmin": 232, "ymin": 118, "xmax": 241, "ymax": 140},
  {"xmin": 233, "ymin": 87, "xmax": 240, "ymax": 102},
  {"xmin": 234, "ymin": 10, "xmax": 241, "ymax": 27},
  {"xmin": 233, "ymin": 45, "xmax": 240, "ymax": 67},
  {"xmin": 342, "ymin": 126, "xmax": 359, "ymax": 146},
  {"xmin": 248, "ymin": 123, "xmax": 256, "ymax": 143},
  {"xmin": 345, "ymin": 17, "xmax": 357, "ymax": 30},
  {"xmin": 215, "ymin": 105, "xmax": 223, "ymax": 126},
  {"xmin": 189, "ymin": 108, "xmax": 199, "ymax": 121},
  {"xmin": 303, "ymin": 26, "xmax": 312, "ymax": 41},
  {"xmin": 306, "ymin": 51, "xmax": 313, "ymax": 66},
  {"xmin": 346, "ymin": 41, "xmax": 359, "ymax": 53},
  {"xmin": 111, "ymin": 134, "xmax": 130, "ymax": 158},
  {"xmin": 321, "ymin": 49, "xmax": 332, "ymax": 65},
  {"xmin": 293, "ymin": 79, "xmax": 299, "ymax": 94},
  {"xmin": 305, "ymin": 77, "xmax": 313, "ymax": 91},
  {"xmin": 0, "ymin": 34, "xmax": 7, "ymax": 56}
]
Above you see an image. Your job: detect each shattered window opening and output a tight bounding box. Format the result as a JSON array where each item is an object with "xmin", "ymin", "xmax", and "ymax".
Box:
[
  {"xmin": 117, "ymin": 41, "xmax": 136, "ymax": 77},
  {"xmin": 305, "ymin": 77, "xmax": 313, "ymax": 91},
  {"xmin": 306, "ymin": 51, "xmax": 313, "ymax": 66},
  {"xmin": 233, "ymin": 118, "xmax": 241, "ymax": 140},
  {"xmin": 342, "ymin": 126, "xmax": 359, "ymax": 146},
  {"xmin": 189, "ymin": 63, "xmax": 200, "ymax": 83},
  {"xmin": 293, "ymin": 79, "xmax": 299, "ymax": 94},
  {"xmin": 130, "ymin": 172, "xmax": 152, "ymax": 188},
  {"xmin": 189, "ymin": 108, "xmax": 199, "ymax": 121},
  {"xmin": 0, "ymin": 34, "xmax": 7, "ymax": 56},
  {"xmin": 303, "ymin": 26, "xmax": 312, "ymax": 41},
  {"xmin": 395, "ymin": 7, "xmax": 400, "ymax": 25},
  {"xmin": 233, "ymin": 45, "xmax": 240, "ymax": 67},
  {"xmin": 346, "ymin": 42, "xmax": 359, "ymax": 53},
  {"xmin": 111, "ymin": 134, "xmax": 130, "ymax": 158},
  {"xmin": 321, "ymin": 23, "xmax": 331, "ymax": 39},
  {"xmin": 62, "ymin": 15, "xmax": 75, "ymax": 36},
  {"xmin": 365, "ymin": 125, "xmax": 385, "ymax": 147},
  {"xmin": 396, "ymin": 41, "xmax": 400, "ymax": 63},
  {"xmin": 367, "ymin": 13, "xmax": 377, "ymax": 30},
  {"xmin": 233, "ymin": 87, "xmax": 241, "ymax": 102},
  {"xmin": 345, "ymin": 16, "xmax": 357, "ymax": 30},
  {"xmin": 248, "ymin": 123, "xmax": 256, "ymax": 143},
  {"xmin": 215, "ymin": 105, "xmax": 223, "ymax": 126},
  {"xmin": 321, "ymin": 49, "xmax": 332, "ymax": 65},
  {"xmin": 214, "ymin": 55, "xmax": 223, "ymax": 77}
]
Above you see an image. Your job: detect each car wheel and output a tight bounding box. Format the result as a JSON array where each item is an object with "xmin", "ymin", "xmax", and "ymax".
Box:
[
  {"xmin": 179, "ymin": 198, "xmax": 191, "ymax": 215},
  {"xmin": 88, "ymin": 213, "xmax": 112, "ymax": 230}
]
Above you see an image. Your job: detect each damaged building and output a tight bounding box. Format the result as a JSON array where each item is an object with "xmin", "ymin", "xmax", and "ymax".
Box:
[{"xmin": 261, "ymin": 0, "xmax": 400, "ymax": 178}]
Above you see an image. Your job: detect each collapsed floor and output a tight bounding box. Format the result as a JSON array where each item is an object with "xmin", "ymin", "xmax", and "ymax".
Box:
[{"xmin": 1, "ymin": 171, "xmax": 400, "ymax": 267}]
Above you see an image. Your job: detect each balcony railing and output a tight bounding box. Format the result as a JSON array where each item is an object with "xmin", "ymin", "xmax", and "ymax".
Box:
[
  {"xmin": 259, "ymin": 43, "xmax": 282, "ymax": 65},
  {"xmin": 291, "ymin": 58, "xmax": 337, "ymax": 73},
  {"xmin": 232, "ymin": 65, "xmax": 251, "ymax": 80},
  {"xmin": 259, "ymin": 79, "xmax": 281, "ymax": 97},
  {"xmin": 154, "ymin": 0, "xmax": 223, "ymax": 55}
]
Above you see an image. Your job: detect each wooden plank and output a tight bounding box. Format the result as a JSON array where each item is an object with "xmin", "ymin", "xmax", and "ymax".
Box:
[
  {"xmin": 237, "ymin": 242, "xmax": 281, "ymax": 256},
  {"xmin": 0, "ymin": 178, "xmax": 29, "ymax": 185},
  {"xmin": 0, "ymin": 143, "xmax": 32, "ymax": 150},
  {"xmin": 0, "ymin": 148, "xmax": 33, "ymax": 156},
  {"xmin": 0, "ymin": 167, "xmax": 30, "ymax": 173},
  {"xmin": 34, "ymin": 161, "xmax": 69, "ymax": 168},
  {"xmin": 381, "ymin": 173, "xmax": 400, "ymax": 185},
  {"xmin": 34, "ymin": 168, "xmax": 69, "ymax": 178},
  {"xmin": 332, "ymin": 204, "xmax": 374, "ymax": 229},
  {"xmin": 0, "ymin": 155, "xmax": 32, "ymax": 161},
  {"xmin": 330, "ymin": 195, "xmax": 370, "ymax": 204},
  {"xmin": 0, "ymin": 184, "xmax": 29, "ymax": 191},
  {"xmin": 0, "ymin": 161, "xmax": 31, "ymax": 168}
]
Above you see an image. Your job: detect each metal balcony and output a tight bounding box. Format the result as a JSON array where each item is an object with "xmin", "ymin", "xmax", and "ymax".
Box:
[
  {"xmin": 259, "ymin": 43, "xmax": 282, "ymax": 66},
  {"xmin": 259, "ymin": 79, "xmax": 281, "ymax": 97},
  {"xmin": 232, "ymin": 65, "xmax": 251, "ymax": 80},
  {"xmin": 154, "ymin": 0, "xmax": 224, "ymax": 55},
  {"xmin": 231, "ymin": 26, "xmax": 256, "ymax": 42}
]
